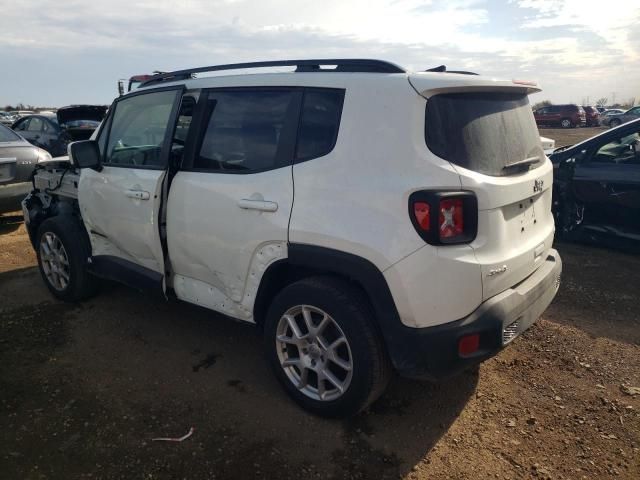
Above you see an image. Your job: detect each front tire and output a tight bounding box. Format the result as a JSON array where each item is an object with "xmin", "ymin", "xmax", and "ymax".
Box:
[
  {"xmin": 609, "ymin": 118, "xmax": 621, "ymax": 128},
  {"xmin": 264, "ymin": 277, "xmax": 391, "ymax": 417},
  {"xmin": 36, "ymin": 216, "xmax": 98, "ymax": 302}
]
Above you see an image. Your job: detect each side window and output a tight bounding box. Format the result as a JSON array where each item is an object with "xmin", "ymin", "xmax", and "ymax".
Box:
[
  {"xmin": 593, "ymin": 130, "xmax": 640, "ymax": 164},
  {"xmin": 27, "ymin": 117, "xmax": 43, "ymax": 132},
  {"xmin": 13, "ymin": 119, "xmax": 29, "ymax": 131},
  {"xmin": 295, "ymin": 89, "xmax": 344, "ymax": 161},
  {"xmin": 96, "ymin": 116, "xmax": 109, "ymax": 157},
  {"xmin": 195, "ymin": 90, "xmax": 294, "ymax": 172},
  {"xmin": 42, "ymin": 120, "xmax": 56, "ymax": 133},
  {"xmin": 104, "ymin": 89, "xmax": 180, "ymax": 167}
]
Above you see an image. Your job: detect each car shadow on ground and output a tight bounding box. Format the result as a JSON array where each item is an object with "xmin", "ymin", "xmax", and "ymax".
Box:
[
  {"xmin": 1, "ymin": 268, "xmax": 477, "ymax": 479},
  {"xmin": 0, "ymin": 214, "xmax": 23, "ymax": 235}
]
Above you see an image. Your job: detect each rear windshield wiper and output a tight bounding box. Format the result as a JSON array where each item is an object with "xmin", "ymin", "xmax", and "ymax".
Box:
[{"xmin": 503, "ymin": 156, "xmax": 540, "ymax": 172}]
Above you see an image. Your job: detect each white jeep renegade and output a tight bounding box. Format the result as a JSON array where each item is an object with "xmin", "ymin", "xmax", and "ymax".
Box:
[{"xmin": 23, "ymin": 59, "xmax": 562, "ymax": 417}]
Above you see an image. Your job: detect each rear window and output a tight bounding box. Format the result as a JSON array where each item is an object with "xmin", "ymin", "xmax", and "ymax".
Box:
[
  {"xmin": 0, "ymin": 124, "xmax": 21, "ymax": 142},
  {"xmin": 425, "ymin": 92, "xmax": 544, "ymax": 176}
]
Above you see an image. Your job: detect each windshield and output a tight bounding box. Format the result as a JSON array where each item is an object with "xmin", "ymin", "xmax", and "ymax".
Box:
[
  {"xmin": 0, "ymin": 123, "xmax": 21, "ymax": 142},
  {"xmin": 425, "ymin": 92, "xmax": 544, "ymax": 176}
]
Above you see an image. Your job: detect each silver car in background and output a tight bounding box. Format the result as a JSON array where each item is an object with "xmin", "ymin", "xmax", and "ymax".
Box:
[
  {"xmin": 0, "ymin": 123, "xmax": 52, "ymax": 213},
  {"xmin": 601, "ymin": 106, "xmax": 640, "ymax": 128},
  {"xmin": 0, "ymin": 112, "xmax": 16, "ymax": 126}
]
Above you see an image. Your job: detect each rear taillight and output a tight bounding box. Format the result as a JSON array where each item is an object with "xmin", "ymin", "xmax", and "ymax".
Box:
[
  {"xmin": 439, "ymin": 198, "xmax": 464, "ymax": 238},
  {"xmin": 409, "ymin": 191, "xmax": 477, "ymax": 245},
  {"xmin": 413, "ymin": 202, "xmax": 431, "ymax": 231}
]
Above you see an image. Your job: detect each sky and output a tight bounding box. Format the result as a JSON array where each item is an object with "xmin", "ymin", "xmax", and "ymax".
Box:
[{"xmin": 0, "ymin": 0, "xmax": 638, "ymax": 108}]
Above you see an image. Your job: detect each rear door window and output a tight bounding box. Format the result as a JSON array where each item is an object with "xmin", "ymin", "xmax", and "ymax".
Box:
[
  {"xmin": 425, "ymin": 92, "xmax": 544, "ymax": 176},
  {"xmin": 194, "ymin": 89, "xmax": 296, "ymax": 173},
  {"xmin": 27, "ymin": 117, "xmax": 43, "ymax": 132}
]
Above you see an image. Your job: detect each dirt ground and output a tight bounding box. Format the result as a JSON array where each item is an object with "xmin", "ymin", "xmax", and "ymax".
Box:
[
  {"xmin": 539, "ymin": 126, "xmax": 608, "ymax": 148},
  {"xmin": 2, "ymin": 174, "xmax": 639, "ymax": 480}
]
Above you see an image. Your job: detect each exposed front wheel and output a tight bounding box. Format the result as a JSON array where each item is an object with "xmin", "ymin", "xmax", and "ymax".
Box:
[
  {"xmin": 609, "ymin": 119, "xmax": 621, "ymax": 128},
  {"xmin": 264, "ymin": 277, "xmax": 390, "ymax": 417},
  {"xmin": 36, "ymin": 216, "xmax": 98, "ymax": 301}
]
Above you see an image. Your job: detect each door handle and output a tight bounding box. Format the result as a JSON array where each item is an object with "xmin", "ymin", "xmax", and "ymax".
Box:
[
  {"xmin": 237, "ymin": 198, "xmax": 278, "ymax": 212},
  {"xmin": 125, "ymin": 189, "xmax": 150, "ymax": 200}
]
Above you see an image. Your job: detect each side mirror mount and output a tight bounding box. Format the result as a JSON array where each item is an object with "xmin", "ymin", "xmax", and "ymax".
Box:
[
  {"xmin": 68, "ymin": 140, "xmax": 102, "ymax": 171},
  {"xmin": 117, "ymin": 79, "xmax": 125, "ymax": 96}
]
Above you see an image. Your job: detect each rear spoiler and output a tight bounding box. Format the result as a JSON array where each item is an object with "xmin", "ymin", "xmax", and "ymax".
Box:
[{"xmin": 409, "ymin": 73, "xmax": 541, "ymax": 98}]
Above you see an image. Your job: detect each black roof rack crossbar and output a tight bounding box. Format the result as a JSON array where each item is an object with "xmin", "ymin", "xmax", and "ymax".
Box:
[{"xmin": 139, "ymin": 59, "xmax": 406, "ymax": 87}]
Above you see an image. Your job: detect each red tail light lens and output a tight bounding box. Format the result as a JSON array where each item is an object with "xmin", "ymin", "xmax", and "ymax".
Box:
[
  {"xmin": 413, "ymin": 202, "xmax": 431, "ymax": 231},
  {"xmin": 439, "ymin": 198, "xmax": 464, "ymax": 238},
  {"xmin": 409, "ymin": 191, "xmax": 477, "ymax": 245}
]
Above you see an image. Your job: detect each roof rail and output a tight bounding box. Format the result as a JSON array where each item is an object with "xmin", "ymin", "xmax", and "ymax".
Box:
[{"xmin": 139, "ymin": 59, "xmax": 406, "ymax": 87}]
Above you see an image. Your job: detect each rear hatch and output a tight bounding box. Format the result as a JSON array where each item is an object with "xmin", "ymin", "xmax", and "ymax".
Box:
[
  {"xmin": 411, "ymin": 75, "xmax": 555, "ymax": 300},
  {"xmin": 57, "ymin": 105, "xmax": 107, "ymax": 141}
]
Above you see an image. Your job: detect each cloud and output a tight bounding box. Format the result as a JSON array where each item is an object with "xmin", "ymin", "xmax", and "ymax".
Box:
[{"xmin": 0, "ymin": 0, "xmax": 638, "ymax": 106}]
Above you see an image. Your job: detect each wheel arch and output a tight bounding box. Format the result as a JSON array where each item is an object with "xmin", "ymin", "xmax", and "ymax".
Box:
[
  {"xmin": 24, "ymin": 194, "xmax": 81, "ymax": 249},
  {"xmin": 253, "ymin": 244, "xmax": 403, "ymax": 351}
]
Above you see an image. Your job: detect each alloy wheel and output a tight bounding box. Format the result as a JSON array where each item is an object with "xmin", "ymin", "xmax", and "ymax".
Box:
[
  {"xmin": 275, "ymin": 305, "xmax": 353, "ymax": 402},
  {"xmin": 39, "ymin": 232, "xmax": 70, "ymax": 291}
]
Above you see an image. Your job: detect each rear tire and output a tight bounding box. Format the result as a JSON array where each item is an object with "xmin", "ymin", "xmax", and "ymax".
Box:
[
  {"xmin": 264, "ymin": 276, "xmax": 391, "ymax": 417},
  {"xmin": 560, "ymin": 118, "xmax": 573, "ymax": 128},
  {"xmin": 36, "ymin": 216, "xmax": 98, "ymax": 302}
]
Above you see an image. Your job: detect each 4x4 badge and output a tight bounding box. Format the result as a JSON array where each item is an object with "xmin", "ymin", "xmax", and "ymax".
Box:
[{"xmin": 533, "ymin": 179, "xmax": 544, "ymax": 193}]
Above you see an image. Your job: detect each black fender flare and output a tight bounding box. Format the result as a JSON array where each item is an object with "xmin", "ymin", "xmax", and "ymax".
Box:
[{"xmin": 275, "ymin": 243, "xmax": 412, "ymax": 371}]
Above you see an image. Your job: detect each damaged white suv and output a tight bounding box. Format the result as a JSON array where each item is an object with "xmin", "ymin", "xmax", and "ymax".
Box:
[{"xmin": 23, "ymin": 59, "xmax": 561, "ymax": 416}]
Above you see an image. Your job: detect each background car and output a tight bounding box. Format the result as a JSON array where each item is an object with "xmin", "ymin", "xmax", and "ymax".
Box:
[
  {"xmin": 534, "ymin": 104, "xmax": 586, "ymax": 128},
  {"xmin": 582, "ymin": 106, "xmax": 600, "ymax": 126},
  {"xmin": 550, "ymin": 118, "xmax": 640, "ymax": 243},
  {"xmin": 601, "ymin": 106, "xmax": 640, "ymax": 128},
  {"xmin": 0, "ymin": 112, "xmax": 16, "ymax": 126},
  {"xmin": 0, "ymin": 123, "xmax": 52, "ymax": 213},
  {"xmin": 11, "ymin": 105, "xmax": 106, "ymax": 156}
]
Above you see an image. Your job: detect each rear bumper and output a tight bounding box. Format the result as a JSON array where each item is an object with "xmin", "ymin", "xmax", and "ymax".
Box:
[{"xmin": 388, "ymin": 249, "xmax": 562, "ymax": 380}]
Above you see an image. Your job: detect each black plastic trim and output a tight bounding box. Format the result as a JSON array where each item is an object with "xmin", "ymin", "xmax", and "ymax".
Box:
[
  {"xmin": 287, "ymin": 243, "xmax": 406, "ymax": 368},
  {"xmin": 408, "ymin": 190, "xmax": 478, "ymax": 245},
  {"xmin": 88, "ymin": 255, "xmax": 164, "ymax": 296}
]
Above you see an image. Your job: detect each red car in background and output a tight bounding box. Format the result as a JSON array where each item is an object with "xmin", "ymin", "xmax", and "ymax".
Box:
[
  {"xmin": 582, "ymin": 106, "xmax": 600, "ymax": 126},
  {"xmin": 533, "ymin": 104, "xmax": 586, "ymax": 128}
]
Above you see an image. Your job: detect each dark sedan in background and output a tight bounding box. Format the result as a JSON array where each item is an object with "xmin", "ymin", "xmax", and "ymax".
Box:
[
  {"xmin": 0, "ymin": 123, "xmax": 53, "ymax": 213},
  {"xmin": 11, "ymin": 105, "xmax": 106, "ymax": 157},
  {"xmin": 600, "ymin": 106, "xmax": 640, "ymax": 128},
  {"xmin": 550, "ymin": 118, "xmax": 640, "ymax": 244}
]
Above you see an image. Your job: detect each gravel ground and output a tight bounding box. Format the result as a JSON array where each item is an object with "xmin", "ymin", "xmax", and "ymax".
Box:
[
  {"xmin": 539, "ymin": 126, "xmax": 608, "ymax": 148},
  {"xmin": 1, "ymin": 194, "xmax": 639, "ymax": 480}
]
